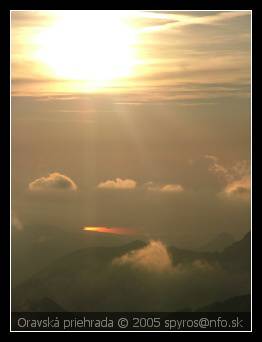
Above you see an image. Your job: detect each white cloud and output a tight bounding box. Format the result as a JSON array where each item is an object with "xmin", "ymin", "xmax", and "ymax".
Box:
[
  {"xmin": 223, "ymin": 175, "xmax": 250, "ymax": 200},
  {"xmin": 12, "ymin": 213, "xmax": 23, "ymax": 231},
  {"xmin": 205, "ymin": 156, "xmax": 250, "ymax": 200},
  {"xmin": 113, "ymin": 240, "xmax": 173, "ymax": 272},
  {"xmin": 113, "ymin": 240, "xmax": 217, "ymax": 275},
  {"xmin": 206, "ymin": 155, "xmax": 250, "ymax": 184},
  {"xmin": 146, "ymin": 182, "xmax": 184, "ymax": 193},
  {"xmin": 97, "ymin": 178, "xmax": 137, "ymax": 190},
  {"xmin": 29, "ymin": 172, "xmax": 77, "ymax": 192},
  {"xmin": 205, "ymin": 154, "xmax": 229, "ymax": 181},
  {"xmin": 160, "ymin": 184, "xmax": 184, "ymax": 193},
  {"xmin": 140, "ymin": 11, "xmax": 249, "ymax": 33}
]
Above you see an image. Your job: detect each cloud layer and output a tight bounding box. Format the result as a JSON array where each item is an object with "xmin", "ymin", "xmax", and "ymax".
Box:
[
  {"xmin": 97, "ymin": 179, "xmax": 184, "ymax": 193},
  {"xmin": 205, "ymin": 155, "xmax": 250, "ymax": 200},
  {"xmin": 12, "ymin": 11, "xmax": 250, "ymax": 103},
  {"xmin": 29, "ymin": 172, "xmax": 77, "ymax": 192}
]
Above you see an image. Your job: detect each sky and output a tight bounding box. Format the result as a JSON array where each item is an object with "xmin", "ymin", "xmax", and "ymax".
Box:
[{"xmin": 11, "ymin": 10, "xmax": 251, "ymax": 250}]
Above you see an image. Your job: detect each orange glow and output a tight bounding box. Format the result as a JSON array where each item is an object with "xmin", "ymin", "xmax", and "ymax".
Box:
[{"xmin": 83, "ymin": 226, "xmax": 136, "ymax": 235}]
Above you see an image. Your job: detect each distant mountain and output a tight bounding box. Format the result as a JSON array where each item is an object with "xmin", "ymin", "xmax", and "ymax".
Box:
[
  {"xmin": 168, "ymin": 231, "xmax": 250, "ymax": 273},
  {"xmin": 12, "ymin": 240, "xmax": 147, "ymax": 311},
  {"xmin": 219, "ymin": 232, "xmax": 251, "ymax": 272},
  {"xmin": 197, "ymin": 232, "xmax": 235, "ymax": 252},
  {"xmin": 196, "ymin": 294, "xmax": 251, "ymax": 312},
  {"xmin": 12, "ymin": 224, "xmax": 137, "ymax": 286},
  {"xmin": 13, "ymin": 297, "xmax": 66, "ymax": 312},
  {"xmin": 12, "ymin": 233, "xmax": 250, "ymax": 312}
]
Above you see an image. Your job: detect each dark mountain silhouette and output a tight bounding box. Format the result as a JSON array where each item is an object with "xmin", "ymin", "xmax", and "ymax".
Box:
[
  {"xmin": 218, "ymin": 232, "xmax": 251, "ymax": 272},
  {"xmin": 12, "ymin": 240, "xmax": 147, "ymax": 312},
  {"xmin": 12, "ymin": 232, "xmax": 250, "ymax": 312},
  {"xmin": 197, "ymin": 232, "xmax": 235, "ymax": 252},
  {"xmin": 196, "ymin": 294, "xmax": 251, "ymax": 312},
  {"xmin": 12, "ymin": 224, "xmax": 136, "ymax": 286},
  {"xmin": 168, "ymin": 231, "xmax": 250, "ymax": 273},
  {"xmin": 13, "ymin": 297, "xmax": 66, "ymax": 312}
]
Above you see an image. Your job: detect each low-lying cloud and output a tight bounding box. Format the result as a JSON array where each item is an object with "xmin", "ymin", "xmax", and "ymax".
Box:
[
  {"xmin": 146, "ymin": 182, "xmax": 184, "ymax": 193},
  {"xmin": 97, "ymin": 178, "xmax": 137, "ymax": 190},
  {"xmin": 12, "ymin": 213, "xmax": 23, "ymax": 231},
  {"xmin": 223, "ymin": 175, "xmax": 250, "ymax": 199},
  {"xmin": 97, "ymin": 179, "xmax": 184, "ymax": 193},
  {"xmin": 29, "ymin": 172, "xmax": 77, "ymax": 192},
  {"xmin": 113, "ymin": 240, "xmax": 216, "ymax": 275},
  {"xmin": 113, "ymin": 241, "xmax": 173, "ymax": 272},
  {"xmin": 206, "ymin": 155, "xmax": 251, "ymax": 200}
]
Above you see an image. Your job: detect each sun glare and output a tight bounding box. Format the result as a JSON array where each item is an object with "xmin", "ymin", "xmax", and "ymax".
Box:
[{"xmin": 33, "ymin": 11, "xmax": 138, "ymax": 90}]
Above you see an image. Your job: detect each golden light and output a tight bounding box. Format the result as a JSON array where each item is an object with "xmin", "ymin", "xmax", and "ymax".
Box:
[
  {"xmin": 83, "ymin": 226, "xmax": 136, "ymax": 235},
  {"xmin": 33, "ymin": 11, "xmax": 139, "ymax": 90}
]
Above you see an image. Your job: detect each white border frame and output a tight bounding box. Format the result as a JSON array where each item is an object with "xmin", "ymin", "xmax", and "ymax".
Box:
[{"xmin": 10, "ymin": 9, "xmax": 253, "ymax": 333}]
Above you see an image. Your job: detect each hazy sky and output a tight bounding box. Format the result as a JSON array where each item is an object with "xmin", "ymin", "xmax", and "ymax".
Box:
[{"xmin": 11, "ymin": 10, "xmax": 251, "ymax": 248}]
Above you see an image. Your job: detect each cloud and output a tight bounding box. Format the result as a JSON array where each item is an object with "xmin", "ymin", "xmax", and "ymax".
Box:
[
  {"xmin": 12, "ymin": 213, "xmax": 23, "ymax": 231},
  {"xmin": 29, "ymin": 172, "xmax": 77, "ymax": 192},
  {"xmin": 141, "ymin": 11, "xmax": 249, "ymax": 33},
  {"xmin": 113, "ymin": 240, "xmax": 173, "ymax": 272},
  {"xmin": 97, "ymin": 178, "xmax": 137, "ymax": 190},
  {"xmin": 205, "ymin": 156, "xmax": 250, "ymax": 200},
  {"xmin": 113, "ymin": 240, "xmax": 217, "ymax": 275},
  {"xmin": 205, "ymin": 155, "xmax": 230, "ymax": 181},
  {"xmin": 12, "ymin": 233, "xmax": 249, "ymax": 312},
  {"xmin": 146, "ymin": 182, "xmax": 184, "ymax": 193},
  {"xmin": 12, "ymin": 11, "xmax": 250, "ymax": 103},
  {"xmin": 223, "ymin": 175, "xmax": 250, "ymax": 199},
  {"xmin": 97, "ymin": 179, "xmax": 183, "ymax": 192},
  {"xmin": 161, "ymin": 184, "xmax": 184, "ymax": 193},
  {"xmin": 206, "ymin": 155, "xmax": 250, "ymax": 184}
]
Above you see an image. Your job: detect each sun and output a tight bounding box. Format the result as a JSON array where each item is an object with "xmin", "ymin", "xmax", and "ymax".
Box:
[{"xmin": 34, "ymin": 11, "xmax": 138, "ymax": 90}]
